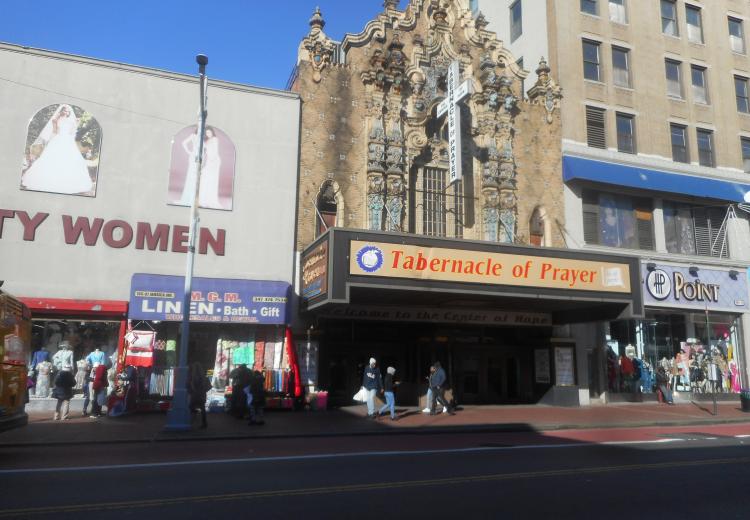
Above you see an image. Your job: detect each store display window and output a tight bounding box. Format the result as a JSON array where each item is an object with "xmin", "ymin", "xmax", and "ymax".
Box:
[{"xmin": 606, "ymin": 311, "xmax": 744, "ymax": 395}]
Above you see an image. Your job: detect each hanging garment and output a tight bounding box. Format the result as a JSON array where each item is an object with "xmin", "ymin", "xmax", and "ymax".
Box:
[
  {"xmin": 30, "ymin": 350, "xmax": 50, "ymax": 370},
  {"xmin": 35, "ymin": 361, "xmax": 53, "ymax": 397},
  {"xmin": 124, "ymin": 330, "xmax": 156, "ymax": 368},
  {"xmin": 74, "ymin": 359, "xmax": 87, "ymax": 389},
  {"xmin": 86, "ymin": 350, "xmax": 108, "ymax": 367},
  {"xmin": 232, "ymin": 342, "xmax": 253, "ymax": 366},
  {"xmin": 263, "ymin": 334, "xmax": 275, "ymax": 368},
  {"xmin": 253, "ymin": 332, "xmax": 265, "ymax": 372},
  {"xmin": 212, "ymin": 339, "xmax": 230, "ymax": 389},
  {"xmin": 273, "ymin": 339, "xmax": 283, "ymax": 370},
  {"xmin": 52, "ymin": 349, "xmax": 74, "ymax": 371}
]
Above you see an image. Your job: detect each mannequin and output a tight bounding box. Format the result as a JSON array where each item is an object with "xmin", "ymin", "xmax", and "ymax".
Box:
[
  {"xmin": 86, "ymin": 347, "xmax": 108, "ymax": 367},
  {"xmin": 35, "ymin": 360, "xmax": 53, "ymax": 397},
  {"xmin": 74, "ymin": 358, "xmax": 87, "ymax": 390},
  {"xmin": 52, "ymin": 341, "xmax": 74, "ymax": 371},
  {"xmin": 30, "ymin": 347, "xmax": 50, "ymax": 371}
]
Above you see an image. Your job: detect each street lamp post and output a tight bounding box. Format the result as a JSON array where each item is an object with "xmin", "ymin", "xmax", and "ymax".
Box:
[{"xmin": 165, "ymin": 54, "xmax": 209, "ymax": 431}]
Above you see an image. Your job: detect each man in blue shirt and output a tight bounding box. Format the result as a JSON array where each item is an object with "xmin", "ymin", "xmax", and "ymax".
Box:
[{"xmin": 429, "ymin": 361, "xmax": 455, "ymax": 415}]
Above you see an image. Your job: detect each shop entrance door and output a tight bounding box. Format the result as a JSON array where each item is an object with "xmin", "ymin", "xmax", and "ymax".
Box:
[{"xmin": 454, "ymin": 347, "xmax": 525, "ymax": 404}]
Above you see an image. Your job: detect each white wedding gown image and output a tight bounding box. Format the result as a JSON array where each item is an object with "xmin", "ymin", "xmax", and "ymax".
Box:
[
  {"xmin": 178, "ymin": 131, "xmax": 223, "ymax": 209},
  {"xmin": 22, "ymin": 105, "xmax": 93, "ymax": 194}
]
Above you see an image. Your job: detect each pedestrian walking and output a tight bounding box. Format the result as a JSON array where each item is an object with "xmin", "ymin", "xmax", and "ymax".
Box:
[
  {"xmin": 656, "ymin": 366, "xmax": 674, "ymax": 405},
  {"xmin": 90, "ymin": 363, "xmax": 108, "ymax": 418},
  {"xmin": 188, "ymin": 362, "xmax": 210, "ymax": 428},
  {"xmin": 428, "ymin": 361, "xmax": 454, "ymax": 416},
  {"xmin": 52, "ymin": 366, "xmax": 76, "ymax": 421},
  {"xmin": 362, "ymin": 357, "xmax": 382, "ymax": 419},
  {"xmin": 247, "ymin": 370, "xmax": 266, "ymax": 426},
  {"xmin": 378, "ymin": 366, "xmax": 399, "ymax": 420}
]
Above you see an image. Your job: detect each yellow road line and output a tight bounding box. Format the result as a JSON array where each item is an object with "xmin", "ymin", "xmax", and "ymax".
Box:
[{"xmin": 2, "ymin": 456, "xmax": 748, "ymax": 517}]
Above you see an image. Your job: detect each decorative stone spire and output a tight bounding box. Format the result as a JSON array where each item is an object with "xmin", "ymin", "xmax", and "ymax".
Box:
[
  {"xmin": 384, "ymin": 0, "xmax": 399, "ymax": 10},
  {"xmin": 309, "ymin": 6, "xmax": 325, "ymax": 30},
  {"xmin": 527, "ymin": 57, "xmax": 563, "ymax": 124}
]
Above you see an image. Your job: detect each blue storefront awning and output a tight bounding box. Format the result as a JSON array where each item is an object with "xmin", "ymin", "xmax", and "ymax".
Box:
[{"xmin": 563, "ymin": 155, "xmax": 750, "ymax": 203}]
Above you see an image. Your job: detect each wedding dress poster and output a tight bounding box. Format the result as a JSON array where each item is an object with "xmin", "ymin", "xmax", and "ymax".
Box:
[
  {"xmin": 21, "ymin": 104, "xmax": 102, "ymax": 196},
  {"xmin": 167, "ymin": 125, "xmax": 236, "ymax": 210}
]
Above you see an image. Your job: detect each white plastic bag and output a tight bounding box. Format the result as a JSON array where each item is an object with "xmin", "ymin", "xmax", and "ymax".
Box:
[{"xmin": 352, "ymin": 386, "xmax": 367, "ymax": 403}]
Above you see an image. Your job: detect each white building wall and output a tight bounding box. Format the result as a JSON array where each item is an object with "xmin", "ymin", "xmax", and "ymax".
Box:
[
  {"xmin": 0, "ymin": 44, "xmax": 301, "ymax": 301},
  {"xmin": 477, "ymin": 0, "xmax": 550, "ymax": 90}
]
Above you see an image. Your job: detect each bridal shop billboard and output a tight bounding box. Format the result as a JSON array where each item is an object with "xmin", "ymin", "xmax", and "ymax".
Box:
[
  {"xmin": 167, "ymin": 125, "xmax": 236, "ymax": 211},
  {"xmin": 21, "ymin": 104, "xmax": 101, "ymax": 197}
]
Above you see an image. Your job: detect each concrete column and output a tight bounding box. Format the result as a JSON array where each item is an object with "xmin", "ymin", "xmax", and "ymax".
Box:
[
  {"xmin": 563, "ymin": 184, "xmax": 585, "ymax": 248},
  {"xmin": 652, "ymin": 198, "xmax": 667, "ymax": 253},
  {"xmin": 727, "ymin": 216, "xmax": 750, "ymax": 262}
]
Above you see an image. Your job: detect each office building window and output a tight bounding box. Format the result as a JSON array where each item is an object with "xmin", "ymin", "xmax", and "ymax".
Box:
[
  {"xmin": 612, "ymin": 46, "xmax": 631, "ymax": 87},
  {"xmin": 670, "ymin": 124, "xmax": 688, "ymax": 163},
  {"xmin": 696, "ymin": 128, "xmax": 714, "ymax": 167},
  {"xmin": 729, "ymin": 17, "xmax": 746, "ymax": 54},
  {"xmin": 735, "ymin": 76, "xmax": 750, "ymax": 113},
  {"xmin": 582, "ymin": 190, "xmax": 654, "ymax": 250},
  {"xmin": 609, "ymin": 0, "xmax": 626, "ymax": 24},
  {"xmin": 661, "ymin": 0, "xmax": 679, "ymax": 36},
  {"xmin": 616, "ymin": 113, "xmax": 635, "ymax": 154},
  {"xmin": 690, "ymin": 65, "xmax": 708, "ymax": 104},
  {"xmin": 581, "ymin": 0, "xmax": 598, "ymax": 16},
  {"xmin": 686, "ymin": 5, "xmax": 703, "ymax": 44},
  {"xmin": 664, "ymin": 201, "xmax": 728, "ymax": 257},
  {"xmin": 741, "ymin": 137, "xmax": 750, "ymax": 173},
  {"xmin": 586, "ymin": 106, "xmax": 606, "ymax": 149},
  {"xmin": 665, "ymin": 59, "xmax": 682, "ymax": 98},
  {"xmin": 510, "ymin": 1, "xmax": 522, "ymax": 42},
  {"xmin": 583, "ymin": 40, "xmax": 601, "ymax": 81}
]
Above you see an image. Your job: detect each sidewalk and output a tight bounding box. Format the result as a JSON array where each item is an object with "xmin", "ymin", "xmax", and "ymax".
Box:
[{"xmin": 1, "ymin": 401, "xmax": 749, "ymax": 447}]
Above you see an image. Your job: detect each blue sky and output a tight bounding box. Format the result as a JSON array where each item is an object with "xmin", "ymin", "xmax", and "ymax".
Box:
[{"xmin": 2, "ymin": 1, "xmax": 408, "ymax": 90}]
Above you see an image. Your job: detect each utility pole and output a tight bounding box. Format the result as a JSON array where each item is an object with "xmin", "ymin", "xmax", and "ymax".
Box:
[{"xmin": 165, "ymin": 54, "xmax": 209, "ymax": 431}]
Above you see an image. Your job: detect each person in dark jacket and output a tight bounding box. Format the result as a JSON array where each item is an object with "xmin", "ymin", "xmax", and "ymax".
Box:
[
  {"xmin": 248, "ymin": 370, "xmax": 266, "ymax": 426},
  {"xmin": 656, "ymin": 366, "xmax": 674, "ymax": 405},
  {"xmin": 229, "ymin": 364, "xmax": 252, "ymax": 418},
  {"xmin": 429, "ymin": 362, "xmax": 454, "ymax": 415},
  {"xmin": 52, "ymin": 367, "xmax": 76, "ymax": 421},
  {"xmin": 378, "ymin": 366, "xmax": 399, "ymax": 420},
  {"xmin": 362, "ymin": 357, "xmax": 382, "ymax": 418},
  {"xmin": 81, "ymin": 363, "xmax": 92, "ymax": 417},
  {"xmin": 188, "ymin": 362, "xmax": 210, "ymax": 428}
]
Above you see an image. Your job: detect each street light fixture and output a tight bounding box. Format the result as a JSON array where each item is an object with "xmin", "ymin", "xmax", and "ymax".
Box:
[{"xmin": 165, "ymin": 54, "xmax": 209, "ymax": 432}]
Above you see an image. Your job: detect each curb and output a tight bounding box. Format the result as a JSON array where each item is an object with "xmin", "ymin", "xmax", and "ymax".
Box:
[{"xmin": 2, "ymin": 416, "xmax": 749, "ymax": 448}]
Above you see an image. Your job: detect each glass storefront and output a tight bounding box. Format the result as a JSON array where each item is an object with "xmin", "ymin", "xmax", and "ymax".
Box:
[
  {"xmin": 607, "ymin": 310, "xmax": 744, "ymax": 395},
  {"xmin": 31, "ymin": 319, "xmax": 121, "ymax": 365}
]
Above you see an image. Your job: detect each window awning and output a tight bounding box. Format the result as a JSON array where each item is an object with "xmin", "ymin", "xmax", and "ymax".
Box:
[{"xmin": 563, "ymin": 155, "xmax": 750, "ymax": 203}]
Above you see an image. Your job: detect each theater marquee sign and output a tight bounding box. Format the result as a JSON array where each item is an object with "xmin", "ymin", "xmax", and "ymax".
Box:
[{"xmin": 349, "ymin": 241, "xmax": 632, "ymax": 293}]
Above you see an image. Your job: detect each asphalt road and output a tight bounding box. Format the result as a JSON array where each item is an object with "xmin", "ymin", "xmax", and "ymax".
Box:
[{"xmin": 1, "ymin": 426, "xmax": 749, "ymax": 519}]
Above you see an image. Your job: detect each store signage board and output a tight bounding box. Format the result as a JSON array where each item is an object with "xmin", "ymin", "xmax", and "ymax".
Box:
[
  {"xmin": 534, "ymin": 349, "xmax": 551, "ymax": 384},
  {"xmin": 319, "ymin": 305, "xmax": 552, "ymax": 327},
  {"xmin": 350, "ymin": 241, "xmax": 631, "ymax": 293},
  {"xmin": 641, "ymin": 263, "xmax": 748, "ymax": 311},
  {"xmin": 301, "ymin": 240, "xmax": 329, "ymax": 300},
  {"xmin": 129, "ymin": 274, "xmax": 289, "ymax": 324},
  {"xmin": 554, "ymin": 347, "xmax": 575, "ymax": 386}
]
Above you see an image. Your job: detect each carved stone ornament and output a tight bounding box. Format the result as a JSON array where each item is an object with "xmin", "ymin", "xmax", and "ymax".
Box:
[
  {"xmin": 527, "ymin": 57, "xmax": 563, "ymax": 124},
  {"xmin": 302, "ymin": 7, "xmax": 336, "ymax": 83}
]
